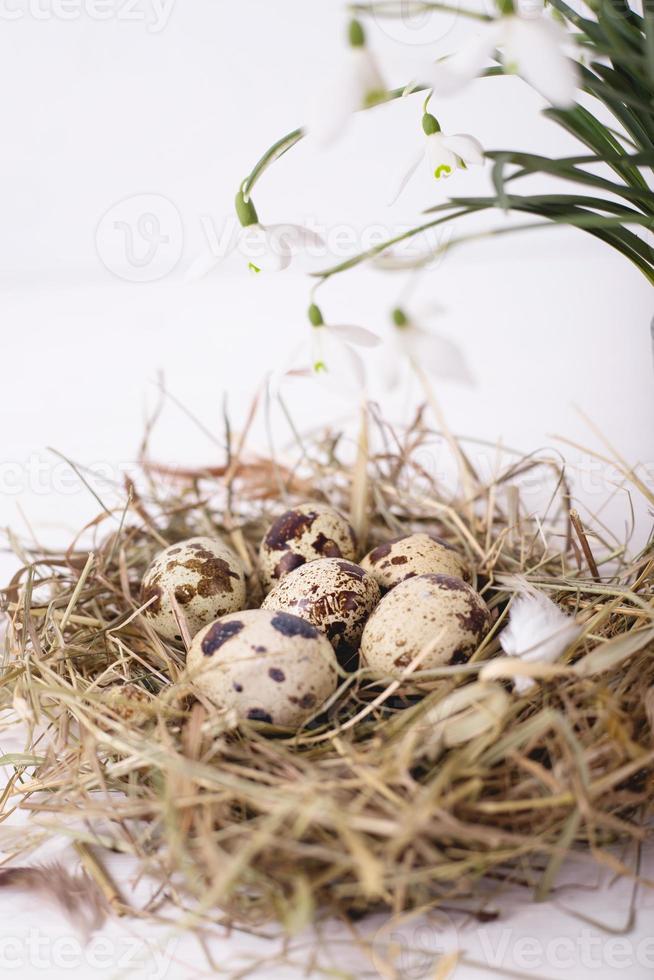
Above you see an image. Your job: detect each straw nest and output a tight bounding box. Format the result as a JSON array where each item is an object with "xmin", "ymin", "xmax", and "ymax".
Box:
[{"xmin": 1, "ymin": 407, "xmax": 653, "ymax": 930}]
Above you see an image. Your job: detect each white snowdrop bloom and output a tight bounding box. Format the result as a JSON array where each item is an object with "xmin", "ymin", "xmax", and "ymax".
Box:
[
  {"xmin": 236, "ymin": 222, "xmax": 325, "ymax": 273},
  {"xmin": 393, "ymin": 114, "xmax": 484, "ymax": 201},
  {"xmin": 185, "ymin": 191, "xmax": 324, "ymax": 280},
  {"xmin": 309, "ymin": 305, "xmax": 380, "ymax": 391},
  {"xmin": 308, "ymin": 19, "xmax": 387, "ymax": 145},
  {"xmin": 425, "ymin": 11, "xmax": 579, "ymax": 108},
  {"xmin": 499, "ymin": 582, "xmax": 582, "ymax": 693},
  {"xmin": 387, "ymin": 307, "xmax": 476, "ymax": 389},
  {"xmin": 271, "ymin": 305, "xmax": 381, "ymax": 397}
]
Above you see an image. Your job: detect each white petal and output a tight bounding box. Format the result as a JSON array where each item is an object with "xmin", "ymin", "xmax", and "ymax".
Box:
[
  {"xmin": 404, "ymin": 325, "xmax": 476, "ymax": 386},
  {"xmin": 339, "ymin": 344, "xmax": 366, "ymax": 389},
  {"xmin": 267, "ymin": 341, "xmax": 307, "ymax": 398},
  {"xmin": 383, "ymin": 350, "xmax": 404, "ymax": 390},
  {"xmin": 442, "ymin": 133, "xmax": 485, "ymax": 167},
  {"xmin": 389, "ymin": 147, "xmax": 426, "ymax": 205},
  {"xmin": 326, "ymin": 324, "xmax": 381, "ymax": 348},
  {"xmin": 499, "ymin": 587, "xmax": 581, "ymax": 692},
  {"xmin": 504, "ymin": 16, "xmax": 579, "ymax": 108},
  {"xmin": 351, "ymin": 46, "xmax": 386, "ymax": 108},
  {"xmin": 184, "ymin": 250, "xmax": 222, "ymax": 283},
  {"xmin": 266, "ymin": 223, "xmax": 325, "ymax": 250},
  {"xmin": 426, "ymin": 134, "xmax": 459, "ymax": 179},
  {"xmin": 421, "ymin": 22, "xmax": 502, "ymax": 94},
  {"xmin": 237, "ymin": 224, "xmax": 290, "ymax": 272},
  {"xmin": 310, "ymin": 327, "xmax": 367, "ymax": 395},
  {"xmin": 306, "ymin": 47, "xmax": 385, "ymax": 147}
]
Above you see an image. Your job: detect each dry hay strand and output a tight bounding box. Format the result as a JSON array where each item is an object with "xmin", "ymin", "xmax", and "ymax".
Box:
[{"xmin": 0, "ymin": 406, "xmax": 653, "ymax": 931}]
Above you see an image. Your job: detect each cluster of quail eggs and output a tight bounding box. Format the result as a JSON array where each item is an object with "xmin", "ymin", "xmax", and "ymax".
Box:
[{"xmin": 140, "ymin": 501, "xmax": 491, "ymax": 731}]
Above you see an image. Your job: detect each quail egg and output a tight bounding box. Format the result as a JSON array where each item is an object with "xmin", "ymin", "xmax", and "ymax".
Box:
[
  {"xmin": 361, "ymin": 532, "xmax": 469, "ymax": 592},
  {"xmin": 360, "ymin": 573, "xmax": 490, "ymax": 679},
  {"xmin": 141, "ymin": 536, "xmax": 246, "ymax": 642},
  {"xmin": 187, "ymin": 608, "xmax": 339, "ymax": 729},
  {"xmin": 259, "ymin": 501, "xmax": 357, "ymax": 591},
  {"xmin": 261, "ymin": 557, "xmax": 380, "ymax": 669}
]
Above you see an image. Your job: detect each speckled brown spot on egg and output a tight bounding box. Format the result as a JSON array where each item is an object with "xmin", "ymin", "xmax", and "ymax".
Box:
[
  {"xmin": 264, "ymin": 510, "xmax": 316, "ymax": 550},
  {"xmin": 274, "ymin": 551, "xmax": 306, "ymax": 579},
  {"xmin": 312, "ymin": 532, "xmax": 341, "ymax": 556},
  {"xmin": 366, "ymin": 540, "xmax": 396, "ymax": 563},
  {"xmin": 183, "ymin": 556, "xmax": 238, "ymax": 596},
  {"xmin": 142, "ymin": 582, "xmax": 162, "ymax": 614},
  {"xmin": 247, "ymin": 708, "xmax": 273, "ymax": 724},
  {"xmin": 271, "ymin": 611, "xmax": 319, "ymax": 639},
  {"xmin": 457, "ymin": 601, "xmax": 490, "ymax": 634},
  {"xmin": 336, "ymin": 560, "xmax": 366, "ymax": 580},
  {"xmin": 426, "ymin": 573, "xmax": 468, "ymax": 592},
  {"xmin": 268, "ymin": 667, "xmax": 286, "ymax": 682},
  {"xmin": 202, "ymin": 619, "xmax": 245, "ymax": 655},
  {"xmin": 289, "ymin": 692, "xmax": 316, "ymax": 709},
  {"xmin": 174, "ymin": 584, "xmax": 195, "ymax": 605}
]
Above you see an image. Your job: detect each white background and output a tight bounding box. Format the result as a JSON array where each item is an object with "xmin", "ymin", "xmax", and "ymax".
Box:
[{"xmin": 0, "ymin": 1, "xmax": 652, "ymax": 977}]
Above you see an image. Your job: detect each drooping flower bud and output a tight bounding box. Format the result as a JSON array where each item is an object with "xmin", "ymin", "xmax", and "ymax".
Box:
[
  {"xmin": 421, "ymin": 113, "xmax": 441, "ymax": 136},
  {"xmin": 348, "ymin": 18, "xmax": 365, "ymax": 48},
  {"xmin": 391, "ymin": 307, "xmax": 409, "ymax": 328},
  {"xmin": 234, "ymin": 187, "xmax": 259, "ymax": 228},
  {"xmin": 308, "ymin": 303, "xmax": 324, "ymax": 327}
]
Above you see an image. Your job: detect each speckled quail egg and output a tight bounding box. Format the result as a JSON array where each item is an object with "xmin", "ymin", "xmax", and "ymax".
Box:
[
  {"xmin": 361, "ymin": 533, "xmax": 469, "ymax": 593},
  {"xmin": 140, "ymin": 536, "xmax": 246, "ymax": 642},
  {"xmin": 360, "ymin": 573, "xmax": 490, "ymax": 679},
  {"xmin": 187, "ymin": 608, "xmax": 339, "ymax": 729},
  {"xmin": 261, "ymin": 557, "xmax": 380, "ymax": 669},
  {"xmin": 259, "ymin": 501, "xmax": 357, "ymax": 591}
]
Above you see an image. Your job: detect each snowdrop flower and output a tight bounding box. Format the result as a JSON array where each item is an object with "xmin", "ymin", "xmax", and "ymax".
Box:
[
  {"xmin": 271, "ymin": 304, "xmax": 381, "ymax": 397},
  {"xmin": 308, "ymin": 19, "xmax": 387, "ymax": 145},
  {"xmin": 308, "ymin": 303, "xmax": 381, "ymax": 389},
  {"xmin": 425, "ymin": 4, "xmax": 579, "ymax": 109},
  {"xmin": 499, "ymin": 581, "xmax": 582, "ymax": 693},
  {"xmin": 394, "ymin": 113, "xmax": 484, "ymax": 202},
  {"xmin": 387, "ymin": 306, "xmax": 476, "ymax": 389},
  {"xmin": 185, "ymin": 189, "xmax": 324, "ymax": 280}
]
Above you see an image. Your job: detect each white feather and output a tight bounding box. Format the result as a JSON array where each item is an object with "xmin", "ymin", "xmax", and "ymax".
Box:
[{"xmin": 499, "ymin": 582, "xmax": 581, "ymax": 693}]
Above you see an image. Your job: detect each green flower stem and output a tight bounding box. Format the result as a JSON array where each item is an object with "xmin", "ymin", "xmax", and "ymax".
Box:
[
  {"xmin": 241, "ymin": 127, "xmax": 305, "ymax": 200},
  {"xmin": 311, "ymin": 196, "xmax": 654, "ymax": 284},
  {"xmin": 311, "ymin": 207, "xmax": 478, "ymax": 279},
  {"xmin": 240, "ymin": 83, "xmax": 428, "ymax": 200}
]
